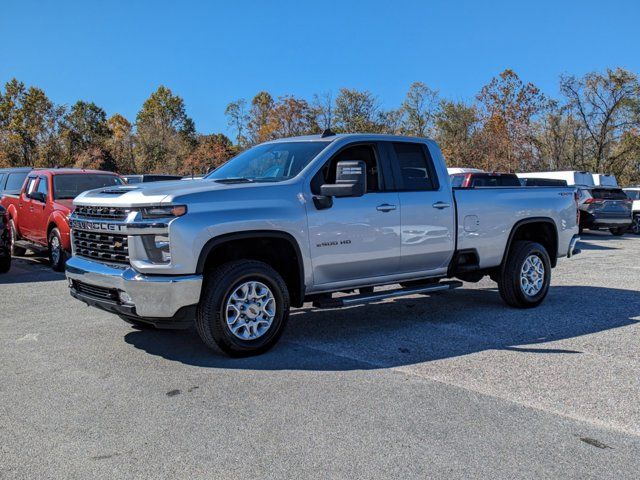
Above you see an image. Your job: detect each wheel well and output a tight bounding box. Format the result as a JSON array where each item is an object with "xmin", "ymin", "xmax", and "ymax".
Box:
[
  {"xmin": 199, "ymin": 233, "xmax": 304, "ymax": 307},
  {"xmin": 504, "ymin": 219, "xmax": 558, "ymax": 268},
  {"xmin": 47, "ymin": 223, "xmax": 57, "ymax": 236}
]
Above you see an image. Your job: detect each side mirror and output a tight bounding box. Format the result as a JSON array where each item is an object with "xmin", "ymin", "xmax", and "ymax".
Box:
[
  {"xmin": 320, "ymin": 160, "xmax": 367, "ymax": 198},
  {"xmin": 30, "ymin": 191, "xmax": 46, "ymax": 203}
]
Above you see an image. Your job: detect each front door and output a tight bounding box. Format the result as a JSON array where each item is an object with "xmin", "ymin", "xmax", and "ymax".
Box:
[{"xmin": 306, "ymin": 143, "xmax": 401, "ymax": 287}]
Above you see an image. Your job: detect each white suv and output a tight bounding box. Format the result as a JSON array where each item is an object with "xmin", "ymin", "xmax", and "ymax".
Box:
[{"xmin": 623, "ymin": 187, "xmax": 640, "ymax": 234}]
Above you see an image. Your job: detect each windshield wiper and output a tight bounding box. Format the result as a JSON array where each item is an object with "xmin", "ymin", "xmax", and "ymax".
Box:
[{"xmin": 213, "ymin": 177, "xmax": 254, "ymax": 184}]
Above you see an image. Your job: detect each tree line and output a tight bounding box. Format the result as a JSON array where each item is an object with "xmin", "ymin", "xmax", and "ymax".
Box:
[{"xmin": 1, "ymin": 68, "xmax": 639, "ymax": 183}]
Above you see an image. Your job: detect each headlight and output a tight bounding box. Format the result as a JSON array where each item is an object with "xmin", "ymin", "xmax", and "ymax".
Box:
[
  {"xmin": 140, "ymin": 205, "xmax": 187, "ymax": 219},
  {"xmin": 141, "ymin": 234, "xmax": 171, "ymax": 263}
]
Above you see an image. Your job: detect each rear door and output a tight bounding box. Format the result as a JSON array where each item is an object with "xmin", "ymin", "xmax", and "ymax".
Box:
[
  {"xmin": 384, "ymin": 141, "xmax": 455, "ymax": 274},
  {"xmin": 306, "ymin": 142, "xmax": 401, "ymax": 286}
]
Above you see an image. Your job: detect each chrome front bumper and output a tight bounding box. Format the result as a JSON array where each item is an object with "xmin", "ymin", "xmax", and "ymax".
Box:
[{"xmin": 65, "ymin": 256, "xmax": 203, "ymax": 318}]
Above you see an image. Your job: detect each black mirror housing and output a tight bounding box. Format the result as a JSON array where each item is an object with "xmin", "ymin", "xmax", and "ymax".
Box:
[{"xmin": 320, "ymin": 160, "xmax": 367, "ymax": 198}]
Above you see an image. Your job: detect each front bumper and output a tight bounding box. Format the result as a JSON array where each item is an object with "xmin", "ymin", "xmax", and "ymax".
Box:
[{"xmin": 65, "ymin": 256, "xmax": 202, "ymax": 323}]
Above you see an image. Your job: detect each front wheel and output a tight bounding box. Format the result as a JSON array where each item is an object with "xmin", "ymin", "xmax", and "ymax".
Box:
[
  {"xmin": 0, "ymin": 251, "xmax": 10, "ymax": 273},
  {"xmin": 48, "ymin": 228, "xmax": 67, "ymax": 271},
  {"xmin": 196, "ymin": 260, "xmax": 290, "ymax": 357},
  {"xmin": 629, "ymin": 216, "xmax": 640, "ymax": 235},
  {"xmin": 610, "ymin": 227, "xmax": 626, "ymax": 236},
  {"xmin": 498, "ymin": 241, "xmax": 551, "ymax": 308}
]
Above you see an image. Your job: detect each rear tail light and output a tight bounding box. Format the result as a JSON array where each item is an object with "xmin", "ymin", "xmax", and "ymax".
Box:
[{"xmin": 584, "ymin": 198, "xmax": 603, "ymax": 205}]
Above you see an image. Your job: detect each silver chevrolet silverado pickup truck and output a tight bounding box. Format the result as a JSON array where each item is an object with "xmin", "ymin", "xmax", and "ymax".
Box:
[{"xmin": 66, "ymin": 133, "xmax": 581, "ymax": 356}]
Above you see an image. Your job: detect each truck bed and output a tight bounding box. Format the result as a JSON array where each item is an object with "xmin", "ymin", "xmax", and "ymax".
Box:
[{"xmin": 453, "ymin": 187, "xmax": 578, "ymax": 268}]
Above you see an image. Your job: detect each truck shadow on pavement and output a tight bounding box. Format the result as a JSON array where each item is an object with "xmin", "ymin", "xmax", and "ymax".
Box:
[
  {"xmin": 0, "ymin": 257, "xmax": 63, "ymax": 284},
  {"xmin": 124, "ymin": 284, "xmax": 639, "ymax": 371}
]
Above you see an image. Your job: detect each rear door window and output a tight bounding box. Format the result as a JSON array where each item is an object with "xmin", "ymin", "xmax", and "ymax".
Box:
[{"xmin": 390, "ymin": 142, "xmax": 438, "ymax": 191}]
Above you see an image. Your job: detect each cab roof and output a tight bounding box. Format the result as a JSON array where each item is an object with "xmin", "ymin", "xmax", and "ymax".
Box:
[{"xmin": 27, "ymin": 168, "xmax": 119, "ymax": 176}]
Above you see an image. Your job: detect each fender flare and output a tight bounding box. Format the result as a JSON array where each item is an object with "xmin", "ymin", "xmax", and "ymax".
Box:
[
  {"xmin": 501, "ymin": 217, "xmax": 558, "ymax": 268},
  {"xmin": 196, "ymin": 230, "xmax": 306, "ymax": 305}
]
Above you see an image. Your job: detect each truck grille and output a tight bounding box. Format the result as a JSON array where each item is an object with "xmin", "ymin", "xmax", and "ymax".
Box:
[
  {"xmin": 74, "ymin": 205, "xmax": 129, "ymax": 220},
  {"xmin": 73, "ymin": 230, "xmax": 129, "ymax": 264},
  {"xmin": 72, "ymin": 280, "xmax": 119, "ymax": 301}
]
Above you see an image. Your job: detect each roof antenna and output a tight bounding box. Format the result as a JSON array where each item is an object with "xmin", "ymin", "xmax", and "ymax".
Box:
[{"xmin": 321, "ymin": 128, "xmax": 335, "ymax": 138}]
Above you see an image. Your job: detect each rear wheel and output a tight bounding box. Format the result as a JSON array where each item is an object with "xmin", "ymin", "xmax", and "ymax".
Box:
[
  {"xmin": 196, "ymin": 260, "xmax": 290, "ymax": 357},
  {"xmin": 498, "ymin": 241, "xmax": 551, "ymax": 308},
  {"xmin": 48, "ymin": 228, "xmax": 67, "ymax": 271},
  {"xmin": 9, "ymin": 220, "xmax": 26, "ymax": 256},
  {"xmin": 630, "ymin": 215, "xmax": 640, "ymax": 235},
  {"xmin": 610, "ymin": 227, "xmax": 626, "ymax": 236}
]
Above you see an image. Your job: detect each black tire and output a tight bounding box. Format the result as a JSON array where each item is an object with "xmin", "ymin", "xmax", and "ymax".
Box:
[
  {"xmin": 631, "ymin": 215, "xmax": 640, "ymax": 235},
  {"xmin": 498, "ymin": 241, "xmax": 551, "ymax": 308},
  {"xmin": 48, "ymin": 228, "xmax": 67, "ymax": 272},
  {"xmin": 196, "ymin": 260, "xmax": 290, "ymax": 357},
  {"xmin": 9, "ymin": 220, "xmax": 26, "ymax": 256},
  {"xmin": 609, "ymin": 227, "xmax": 625, "ymax": 236},
  {"xmin": 0, "ymin": 252, "xmax": 10, "ymax": 273}
]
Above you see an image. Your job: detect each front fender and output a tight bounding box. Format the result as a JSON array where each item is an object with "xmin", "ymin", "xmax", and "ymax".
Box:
[{"xmin": 49, "ymin": 211, "xmax": 71, "ymax": 250}]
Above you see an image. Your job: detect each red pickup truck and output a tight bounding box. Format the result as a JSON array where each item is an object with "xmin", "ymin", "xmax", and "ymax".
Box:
[{"xmin": 1, "ymin": 169, "xmax": 123, "ymax": 270}]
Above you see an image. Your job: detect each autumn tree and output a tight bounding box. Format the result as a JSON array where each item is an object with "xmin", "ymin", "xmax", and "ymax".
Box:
[
  {"xmin": 333, "ymin": 88, "xmax": 381, "ymax": 133},
  {"xmin": 247, "ymin": 91, "xmax": 275, "ymax": 144},
  {"xmin": 559, "ymin": 68, "xmax": 640, "ymax": 180},
  {"xmin": 0, "ymin": 79, "xmax": 62, "ymax": 167},
  {"xmin": 62, "ymin": 101, "xmax": 111, "ymax": 162},
  {"xmin": 224, "ymin": 99, "xmax": 249, "ymax": 147},
  {"xmin": 135, "ymin": 85, "xmax": 196, "ymax": 173},
  {"xmin": 434, "ymin": 100, "xmax": 481, "ymax": 167},
  {"xmin": 107, "ymin": 113, "xmax": 135, "ymax": 173},
  {"xmin": 180, "ymin": 133, "xmax": 234, "ymax": 175},
  {"xmin": 476, "ymin": 69, "xmax": 547, "ymax": 171},
  {"xmin": 401, "ymin": 82, "xmax": 439, "ymax": 137},
  {"xmin": 312, "ymin": 92, "xmax": 334, "ymax": 131}
]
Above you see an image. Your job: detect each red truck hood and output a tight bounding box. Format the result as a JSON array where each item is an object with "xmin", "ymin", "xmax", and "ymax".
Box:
[{"xmin": 54, "ymin": 199, "xmax": 75, "ymax": 213}]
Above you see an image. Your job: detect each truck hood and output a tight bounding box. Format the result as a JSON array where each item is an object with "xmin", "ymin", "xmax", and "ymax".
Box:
[{"xmin": 73, "ymin": 178, "xmax": 281, "ymax": 207}]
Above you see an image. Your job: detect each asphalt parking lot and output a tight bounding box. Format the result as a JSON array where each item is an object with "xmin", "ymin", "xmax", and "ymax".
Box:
[{"xmin": 1, "ymin": 231, "xmax": 639, "ymax": 479}]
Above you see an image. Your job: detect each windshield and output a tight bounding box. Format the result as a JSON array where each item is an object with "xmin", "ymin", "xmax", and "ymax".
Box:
[
  {"xmin": 53, "ymin": 174, "xmax": 123, "ymax": 199},
  {"xmin": 206, "ymin": 142, "xmax": 327, "ymax": 182}
]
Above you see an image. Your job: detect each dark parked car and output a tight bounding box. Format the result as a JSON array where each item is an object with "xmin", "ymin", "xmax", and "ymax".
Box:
[
  {"xmin": 450, "ymin": 172, "xmax": 521, "ymax": 188},
  {"xmin": 579, "ymin": 187, "xmax": 633, "ymax": 236},
  {"xmin": 0, "ymin": 205, "xmax": 11, "ymax": 273},
  {"xmin": 0, "ymin": 167, "xmax": 32, "ymax": 197},
  {"xmin": 123, "ymin": 174, "xmax": 183, "ymax": 184}
]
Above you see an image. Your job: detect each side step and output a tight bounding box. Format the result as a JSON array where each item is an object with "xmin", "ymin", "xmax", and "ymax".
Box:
[{"xmin": 312, "ymin": 280, "xmax": 463, "ymax": 309}]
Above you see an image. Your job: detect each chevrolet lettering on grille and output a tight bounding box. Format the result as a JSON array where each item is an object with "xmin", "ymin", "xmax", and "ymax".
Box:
[{"xmin": 71, "ymin": 220, "xmax": 126, "ymax": 233}]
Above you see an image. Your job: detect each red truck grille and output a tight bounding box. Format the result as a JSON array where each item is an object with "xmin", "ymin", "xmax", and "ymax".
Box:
[{"xmin": 73, "ymin": 230, "xmax": 129, "ymax": 264}]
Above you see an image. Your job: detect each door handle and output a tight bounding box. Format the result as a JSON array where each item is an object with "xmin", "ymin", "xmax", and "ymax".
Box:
[
  {"xmin": 432, "ymin": 202, "xmax": 451, "ymax": 209},
  {"xmin": 376, "ymin": 203, "xmax": 397, "ymax": 212}
]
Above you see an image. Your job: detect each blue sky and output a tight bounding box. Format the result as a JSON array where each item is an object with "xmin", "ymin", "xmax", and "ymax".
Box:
[{"xmin": 1, "ymin": 0, "xmax": 638, "ymax": 137}]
